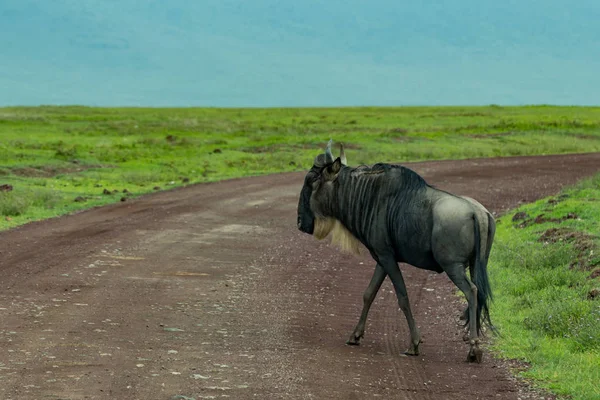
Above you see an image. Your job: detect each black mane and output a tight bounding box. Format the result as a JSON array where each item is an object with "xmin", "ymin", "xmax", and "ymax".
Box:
[{"xmin": 342, "ymin": 162, "xmax": 430, "ymax": 191}]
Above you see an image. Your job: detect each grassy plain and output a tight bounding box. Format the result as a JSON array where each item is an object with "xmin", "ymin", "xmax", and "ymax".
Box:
[
  {"xmin": 2, "ymin": 105, "xmax": 600, "ymax": 230},
  {"xmin": 489, "ymin": 174, "xmax": 600, "ymax": 400}
]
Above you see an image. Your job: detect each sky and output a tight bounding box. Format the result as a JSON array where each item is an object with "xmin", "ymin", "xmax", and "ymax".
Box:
[{"xmin": 1, "ymin": 0, "xmax": 599, "ymax": 107}]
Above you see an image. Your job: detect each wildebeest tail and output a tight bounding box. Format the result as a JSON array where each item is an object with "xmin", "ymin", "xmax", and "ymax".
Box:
[{"xmin": 472, "ymin": 212, "xmax": 494, "ymax": 336}]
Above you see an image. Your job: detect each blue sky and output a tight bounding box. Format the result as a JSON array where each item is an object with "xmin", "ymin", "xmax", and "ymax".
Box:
[{"xmin": 1, "ymin": 0, "xmax": 599, "ymax": 107}]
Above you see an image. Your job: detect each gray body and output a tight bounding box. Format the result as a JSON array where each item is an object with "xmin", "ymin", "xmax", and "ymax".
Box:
[{"xmin": 297, "ymin": 141, "xmax": 495, "ymax": 362}]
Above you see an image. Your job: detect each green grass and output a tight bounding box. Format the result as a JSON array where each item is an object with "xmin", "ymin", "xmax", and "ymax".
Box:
[
  {"xmin": 489, "ymin": 173, "xmax": 600, "ymax": 400},
  {"xmin": 2, "ymin": 105, "xmax": 600, "ymax": 230}
]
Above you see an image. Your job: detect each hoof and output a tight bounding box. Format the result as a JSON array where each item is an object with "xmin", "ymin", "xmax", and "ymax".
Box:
[
  {"xmin": 403, "ymin": 349, "xmax": 419, "ymax": 356},
  {"xmin": 404, "ymin": 340, "xmax": 421, "ymax": 356},
  {"xmin": 467, "ymin": 347, "xmax": 483, "ymax": 363},
  {"xmin": 346, "ymin": 333, "xmax": 363, "ymax": 346}
]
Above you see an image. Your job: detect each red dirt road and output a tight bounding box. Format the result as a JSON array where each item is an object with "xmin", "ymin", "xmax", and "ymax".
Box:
[{"xmin": 1, "ymin": 153, "xmax": 599, "ymax": 400}]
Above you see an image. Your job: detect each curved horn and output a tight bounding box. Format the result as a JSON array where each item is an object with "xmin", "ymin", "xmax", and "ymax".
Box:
[
  {"xmin": 339, "ymin": 143, "xmax": 347, "ymax": 166},
  {"xmin": 324, "ymin": 139, "xmax": 334, "ymax": 164}
]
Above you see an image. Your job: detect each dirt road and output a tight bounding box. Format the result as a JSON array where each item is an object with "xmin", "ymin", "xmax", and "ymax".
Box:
[{"xmin": 1, "ymin": 153, "xmax": 599, "ymax": 400}]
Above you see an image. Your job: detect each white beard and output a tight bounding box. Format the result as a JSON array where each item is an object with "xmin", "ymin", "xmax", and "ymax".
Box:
[{"xmin": 313, "ymin": 217, "xmax": 362, "ymax": 255}]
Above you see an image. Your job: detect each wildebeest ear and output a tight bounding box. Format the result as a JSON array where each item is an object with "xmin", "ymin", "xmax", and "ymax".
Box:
[
  {"xmin": 313, "ymin": 154, "xmax": 324, "ymax": 167},
  {"xmin": 328, "ymin": 157, "xmax": 343, "ymax": 176}
]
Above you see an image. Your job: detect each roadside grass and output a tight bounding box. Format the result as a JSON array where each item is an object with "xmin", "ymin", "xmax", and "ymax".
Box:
[
  {"xmin": 2, "ymin": 105, "xmax": 600, "ymax": 231},
  {"xmin": 489, "ymin": 173, "xmax": 600, "ymax": 400}
]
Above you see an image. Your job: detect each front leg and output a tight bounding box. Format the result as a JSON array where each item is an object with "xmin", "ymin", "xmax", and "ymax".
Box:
[
  {"xmin": 377, "ymin": 255, "xmax": 421, "ymax": 356},
  {"xmin": 347, "ymin": 263, "xmax": 387, "ymax": 345}
]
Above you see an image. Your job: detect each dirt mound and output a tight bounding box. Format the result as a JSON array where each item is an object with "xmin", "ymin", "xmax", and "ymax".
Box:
[{"xmin": 538, "ymin": 227, "xmax": 598, "ymax": 272}]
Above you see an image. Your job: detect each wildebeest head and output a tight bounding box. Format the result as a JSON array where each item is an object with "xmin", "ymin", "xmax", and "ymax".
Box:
[{"xmin": 297, "ymin": 139, "xmax": 347, "ymax": 237}]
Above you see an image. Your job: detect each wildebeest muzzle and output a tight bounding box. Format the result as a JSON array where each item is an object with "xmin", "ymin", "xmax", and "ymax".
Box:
[{"xmin": 297, "ymin": 186, "xmax": 315, "ymax": 234}]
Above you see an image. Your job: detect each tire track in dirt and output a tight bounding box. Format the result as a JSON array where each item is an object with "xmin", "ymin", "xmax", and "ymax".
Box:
[{"xmin": 0, "ymin": 153, "xmax": 599, "ymax": 399}]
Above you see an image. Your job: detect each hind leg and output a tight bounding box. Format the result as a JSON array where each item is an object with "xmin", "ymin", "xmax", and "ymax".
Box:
[
  {"xmin": 460, "ymin": 306, "xmax": 470, "ymax": 342},
  {"xmin": 347, "ymin": 263, "xmax": 387, "ymax": 345},
  {"xmin": 460, "ymin": 306, "xmax": 469, "ymax": 321},
  {"xmin": 445, "ymin": 264, "xmax": 482, "ymax": 363},
  {"xmin": 460, "ymin": 264, "xmax": 475, "ymax": 341}
]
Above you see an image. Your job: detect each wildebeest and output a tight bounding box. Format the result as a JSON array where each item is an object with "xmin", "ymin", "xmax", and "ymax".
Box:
[{"xmin": 297, "ymin": 140, "xmax": 496, "ymax": 363}]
